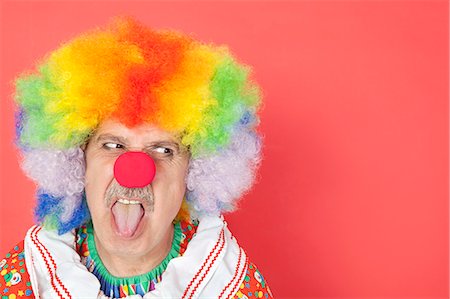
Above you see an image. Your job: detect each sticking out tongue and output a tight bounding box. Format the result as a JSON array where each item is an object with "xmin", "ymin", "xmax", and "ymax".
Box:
[{"xmin": 111, "ymin": 202, "xmax": 144, "ymax": 238}]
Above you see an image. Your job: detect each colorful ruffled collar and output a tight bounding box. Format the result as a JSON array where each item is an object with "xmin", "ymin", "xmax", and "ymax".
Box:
[{"xmin": 76, "ymin": 220, "xmax": 197, "ymax": 298}]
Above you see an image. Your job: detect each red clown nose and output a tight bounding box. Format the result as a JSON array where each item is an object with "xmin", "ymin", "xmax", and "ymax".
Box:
[{"xmin": 113, "ymin": 152, "xmax": 156, "ymax": 188}]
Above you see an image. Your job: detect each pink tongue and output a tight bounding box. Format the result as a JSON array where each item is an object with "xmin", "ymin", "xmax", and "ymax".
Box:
[{"xmin": 112, "ymin": 202, "xmax": 144, "ymax": 237}]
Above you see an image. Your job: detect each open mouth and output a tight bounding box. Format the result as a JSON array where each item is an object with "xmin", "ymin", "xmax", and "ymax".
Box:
[{"xmin": 111, "ymin": 198, "xmax": 145, "ymax": 238}]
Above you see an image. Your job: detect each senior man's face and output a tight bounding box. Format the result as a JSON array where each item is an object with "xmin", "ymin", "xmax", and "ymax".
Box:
[{"xmin": 84, "ymin": 119, "xmax": 189, "ymax": 259}]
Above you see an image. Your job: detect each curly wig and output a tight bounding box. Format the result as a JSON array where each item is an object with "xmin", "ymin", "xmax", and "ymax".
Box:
[{"xmin": 14, "ymin": 17, "xmax": 262, "ymax": 234}]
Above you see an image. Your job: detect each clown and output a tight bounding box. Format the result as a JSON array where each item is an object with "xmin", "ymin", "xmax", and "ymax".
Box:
[{"xmin": 1, "ymin": 18, "xmax": 273, "ymax": 298}]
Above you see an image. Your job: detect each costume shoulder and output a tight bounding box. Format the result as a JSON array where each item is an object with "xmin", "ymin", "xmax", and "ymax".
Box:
[
  {"xmin": 232, "ymin": 261, "xmax": 273, "ymax": 299},
  {"xmin": 1, "ymin": 240, "xmax": 35, "ymax": 298}
]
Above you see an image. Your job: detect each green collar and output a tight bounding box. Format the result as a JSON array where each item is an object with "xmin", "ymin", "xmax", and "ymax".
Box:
[{"xmin": 85, "ymin": 221, "xmax": 182, "ymax": 287}]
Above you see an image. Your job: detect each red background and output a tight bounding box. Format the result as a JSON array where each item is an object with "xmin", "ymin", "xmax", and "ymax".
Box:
[{"xmin": 0, "ymin": 1, "xmax": 448, "ymax": 298}]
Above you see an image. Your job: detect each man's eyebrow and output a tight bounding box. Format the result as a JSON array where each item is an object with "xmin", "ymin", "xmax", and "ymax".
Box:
[
  {"xmin": 95, "ymin": 134, "xmax": 183, "ymax": 150},
  {"xmin": 145, "ymin": 141, "xmax": 181, "ymax": 150},
  {"xmin": 95, "ymin": 134, "xmax": 128, "ymax": 144}
]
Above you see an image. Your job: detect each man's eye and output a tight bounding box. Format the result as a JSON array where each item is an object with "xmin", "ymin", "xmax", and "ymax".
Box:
[
  {"xmin": 154, "ymin": 147, "xmax": 172, "ymax": 155},
  {"xmin": 103, "ymin": 143, "xmax": 124, "ymax": 149}
]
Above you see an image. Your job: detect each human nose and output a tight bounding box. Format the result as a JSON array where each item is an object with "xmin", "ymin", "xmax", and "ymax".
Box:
[{"xmin": 113, "ymin": 151, "xmax": 156, "ymax": 188}]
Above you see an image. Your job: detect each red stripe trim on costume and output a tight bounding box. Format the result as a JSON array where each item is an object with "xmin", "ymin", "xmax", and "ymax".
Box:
[
  {"xmin": 183, "ymin": 229, "xmax": 225, "ymax": 299},
  {"xmin": 218, "ymin": 247, "xmax": 244, "ymax": 299},
  {"xmin": 30, "ymin": 226, "xmax": 73, "ymax": 299},
  {"xmin": 33, "ymin": 227, "xmax": 73, "ymax": 298},
  {"xmin": 189, "ymin": 230, "xmax": 226, "ymax": 298},
  {"xmin": 226, "ymin": 254, "xmax": 249, "ymax": 299},
  {"xmin": 182, "ymin": 228, "xmax": 225, "ymax": 299},
  {"xmin": 30, "ymin": 226, "xmax": 64, "ymax": 299}
]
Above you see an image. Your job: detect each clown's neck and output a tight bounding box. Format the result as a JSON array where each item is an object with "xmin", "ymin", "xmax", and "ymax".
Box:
[{"xmin": 93, "ymin": 225, "xmax": 174, "ymax": 277}]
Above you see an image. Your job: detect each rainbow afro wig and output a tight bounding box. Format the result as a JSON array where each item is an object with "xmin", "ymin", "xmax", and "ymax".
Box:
[{"xmin": 14, "ymin": 17, "xmax": 262, "ymax": 234}]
